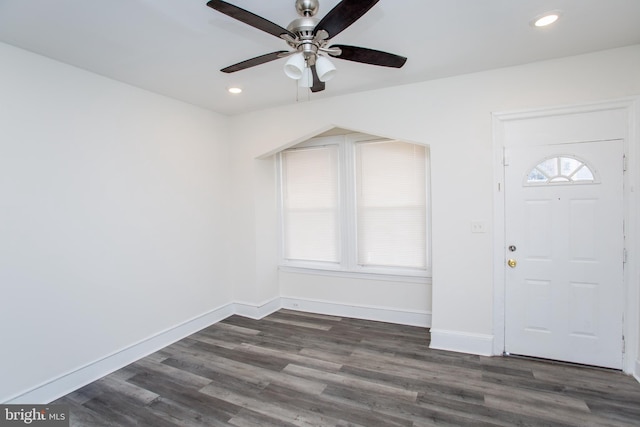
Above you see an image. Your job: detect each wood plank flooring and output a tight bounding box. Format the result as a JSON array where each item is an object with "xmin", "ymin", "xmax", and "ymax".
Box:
[{"xmin": 53, "ymin": 310, "xmax": 640, "ymax": 426}]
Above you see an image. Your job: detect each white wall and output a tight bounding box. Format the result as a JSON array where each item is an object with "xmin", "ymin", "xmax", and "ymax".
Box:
[
  {"xmin": 228, "ymin": 45, "xmax": 640, "ymax": 352},
  {"xmin": 226, "ymin": 151, "xmax": 279, "ymax": 307},
  {"xmin": 280, "ymin": 271, "xmax": 432, "ymax": 326},
  {"xmin": 0, "ymin": 43, "xmax": 233, "ymax": 402}
]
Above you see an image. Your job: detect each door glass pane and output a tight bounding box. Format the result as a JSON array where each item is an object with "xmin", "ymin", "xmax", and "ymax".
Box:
[
  {"xmin": 573, "ymin": 165, "xmax": 595, "ymax": 181},
  {"xmin": 527, "ymin": 168, "xmax": 547, "ymax": 183},
  {"xmin": 537, "ymin": 158, "xmax": 558, "ymax": 177},
  {"xmin": 560, "ymin": 157, "xmax": 581, "ymax": 176}
]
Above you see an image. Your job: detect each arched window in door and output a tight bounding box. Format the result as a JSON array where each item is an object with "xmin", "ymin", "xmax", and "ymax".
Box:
[{"xmin": 525, "ymin": 155, "xmax": 597, "ymax": 185}]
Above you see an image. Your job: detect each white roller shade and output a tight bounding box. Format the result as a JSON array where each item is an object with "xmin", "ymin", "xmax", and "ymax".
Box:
[
  {"xmin": 355, "ymin": 141, "xmax": 427, "ymax": 269},
  {"xmin": 281, "ymin": 146, "xmax": 340, "ymax": 263}
]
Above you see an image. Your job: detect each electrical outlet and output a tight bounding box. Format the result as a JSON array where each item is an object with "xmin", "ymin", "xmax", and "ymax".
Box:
[{"xmin": 471, "ymin": 221, "xmax": 487, "ymax": 233}]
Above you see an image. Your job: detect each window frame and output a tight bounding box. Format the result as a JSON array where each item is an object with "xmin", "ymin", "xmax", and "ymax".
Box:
[{"xmin": 277, "ymin": 133, "xmax": 432, "ymax": 282}]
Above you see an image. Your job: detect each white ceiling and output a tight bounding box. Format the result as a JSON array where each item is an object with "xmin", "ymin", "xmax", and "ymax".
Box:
[{"xmin": 1, "ymin": 0, "xmax": 639, "ymax": 116}]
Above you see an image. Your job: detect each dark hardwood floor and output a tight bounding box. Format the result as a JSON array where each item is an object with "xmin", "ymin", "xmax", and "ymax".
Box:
[{"xmin": 54, "ymin": 310, "xmax": 640, "ymax": 426}]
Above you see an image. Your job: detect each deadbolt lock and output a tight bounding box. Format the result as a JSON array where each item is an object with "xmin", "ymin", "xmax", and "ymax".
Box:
[{"xmin": 507, "ymin": 259, "xmax": 517, "ymax": 268}]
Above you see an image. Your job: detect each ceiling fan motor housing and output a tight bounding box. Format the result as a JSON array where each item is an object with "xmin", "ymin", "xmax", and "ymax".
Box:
[
  {"xmin": 287, "ymin": 16, "xmax": 318, "ymax": 39},
  {"xmin": 286, "ymin": 15, "xmax": 322, "ymax": 65},
  {"xmin": 295, "ymin": 0, "xmax": 319, "ymax": 17}
]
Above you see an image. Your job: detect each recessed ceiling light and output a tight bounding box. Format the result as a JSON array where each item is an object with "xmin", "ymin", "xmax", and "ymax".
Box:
[
  {"xmin": 532, "ymin": 11, "xmax": 561, "ymax": 27},
  {"xmin": 227, "ymin": 87, "xmax": 242, "ymax": 94}
]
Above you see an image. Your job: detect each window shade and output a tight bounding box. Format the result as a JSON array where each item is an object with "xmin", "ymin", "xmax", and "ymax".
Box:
[
  {"xmin": 281, "ymin": 146, "xmax": 340, "ymax": 263},
  {"xmin": 355, "ymin": 141, "xmax": 427, "ymax": 269}
]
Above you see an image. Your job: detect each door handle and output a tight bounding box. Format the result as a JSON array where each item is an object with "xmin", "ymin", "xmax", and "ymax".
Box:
[{"xmin": 507, "ymin": 259, "xmax": 517, "ymax": 268}]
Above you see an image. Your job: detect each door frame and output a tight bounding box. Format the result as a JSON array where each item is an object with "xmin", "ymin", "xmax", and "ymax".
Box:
[{"xmin": 491, "ymin": 97, "xmax": 640, "ymax": 375}]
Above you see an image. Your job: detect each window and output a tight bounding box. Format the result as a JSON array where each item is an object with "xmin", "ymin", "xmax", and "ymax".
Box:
[
  {"xmin": 278, "ymin": 134, "xmax": 430, "ymax": 279},
  {"xmin": 525, "ymin": 155, "xmax": 596, "ymax": 185},
  {"xmin": 281, "ymin": 145, "xmax": 340, "ymax": 263}
]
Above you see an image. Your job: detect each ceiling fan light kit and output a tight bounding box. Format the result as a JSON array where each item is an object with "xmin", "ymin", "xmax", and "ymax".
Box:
[
  {"xmin": 284, "ymin": 52, "xmax": 306, "ymax": 79},
  {"xmin": 206, "ymin": 0, "xmax": 407, "ymax": 92},
  {"xmin": 284, "ymin": 51, "xmax": 336, "ymax": 83},
  {"xmin": 315, "ymin": 55, "xmax": 336, "ymax": 82}
]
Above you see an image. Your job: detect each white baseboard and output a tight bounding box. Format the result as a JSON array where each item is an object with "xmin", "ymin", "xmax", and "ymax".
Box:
[
  {"xmin": 4, "ymin": 297, "xmax": 430, "ymax": 404},
  {"xmin": 280, "ymin": 296, "xmax": 431, "ymax": 327},
  {"xmin": 4, "ymin": 303, "xmax": 236, "ymax": 405},
  {"xmin": 634, "ymin": 359, "xmax": 640, "ymax": 384},
  {"xmin": 429, "ymin": 328, "xmax": 494, "ymax": 356},
  {"xmin": 234, "ymin": 297, "xmax": 282, "ymax": 320}
]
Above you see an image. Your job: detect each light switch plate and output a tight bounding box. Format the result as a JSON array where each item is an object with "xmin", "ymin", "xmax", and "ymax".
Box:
[{"xmin": 471, "ymin": 220, "xmax": 487, "ymax": 233}]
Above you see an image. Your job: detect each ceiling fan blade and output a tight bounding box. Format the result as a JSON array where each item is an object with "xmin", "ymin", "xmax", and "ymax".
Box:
[
  {"xmin": 221, "ymin": 51, "xmax": 288, "ymax": 73},
  {"xmin": 207, "ymin": 0, "xmax": 295, "ymax": 39},
  {"xmin": 313, "ymin": 0, "xmax": 379, "ymax": 39},
  {"xmin": 330, "ymin": 45, "xmax": 407, "ymax": 68},
  {"xmin": 310, "ymin": 65, "xmax": 326, "ymax": 92}
]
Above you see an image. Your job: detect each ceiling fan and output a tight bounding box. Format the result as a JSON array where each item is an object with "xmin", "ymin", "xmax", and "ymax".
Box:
[{"xmin": 206, "ymin": 0, "xmax": 407, "ymax": 92}]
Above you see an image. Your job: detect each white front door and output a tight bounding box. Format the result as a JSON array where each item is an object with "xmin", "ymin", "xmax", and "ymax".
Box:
[{"xmin": 504, "ymin": 140, "xmax": 624, "ymax": 369}]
